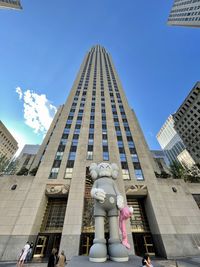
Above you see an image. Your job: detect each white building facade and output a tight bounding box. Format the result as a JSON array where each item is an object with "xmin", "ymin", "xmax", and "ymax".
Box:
[{"xmin": 168, "ymin": 0, "xmax": 200, "ymax": 27}]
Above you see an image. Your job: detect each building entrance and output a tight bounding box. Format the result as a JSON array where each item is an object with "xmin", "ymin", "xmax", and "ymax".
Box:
[
  {"xmin": 33, "ymin": 197, "xmax": 67, "ymax": 259},
  {"xmin": 33, "ymin": 233, "xmax": 61, "ymax": 259},
  {"xmin": 127, "ymin": 197, "xmax": 155, "ymax": 257}
]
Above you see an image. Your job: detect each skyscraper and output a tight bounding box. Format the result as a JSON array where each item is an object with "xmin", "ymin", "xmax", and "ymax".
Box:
[
  {"xmin": 173, "ymin": 82, "xmax": 200, "ymax": 165},
  {"xmin": 0, "ymin": 120, "xmax": 18, "ymax": 160},
  {"xmin": 168, "ymin": 0, "xmax": 200, "ymax": 27},
  {"xmin": 16, "ymin": 144, "xmax": 40, "ymax": 174},
  {"xmin": 0, "ymin": 46, "xmax": 200, "ymax": 261},
  {"xmin": 0, "ymin": 0, "xmax": 22, "ymax": 10},
  {"xmin": 156, "ymin": 115, "xmax": 186, "ymax": 164}
]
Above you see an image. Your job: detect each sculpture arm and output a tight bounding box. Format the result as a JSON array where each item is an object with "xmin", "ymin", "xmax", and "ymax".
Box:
[
  {"xmin": 113, "ymin": 181, "xmax": 124, "ymax": 209},
  {"xmin": 91, "ymin": 180, "xmax": 106, "ymax": 201}
]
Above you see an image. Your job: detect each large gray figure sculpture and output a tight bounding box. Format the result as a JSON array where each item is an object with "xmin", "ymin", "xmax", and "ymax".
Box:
[{"xmin": 89, "ymin": 162, "xmax": 129, "ymax": 262}]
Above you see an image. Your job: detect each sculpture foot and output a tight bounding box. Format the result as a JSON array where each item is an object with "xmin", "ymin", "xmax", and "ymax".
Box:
[
  {"xmin": 108, "ymin": 243, "xmax": 129, "ymax": 262},
  {"xmin": 89, "ymin": 243, "xmax": 107, "ymax": 262}
]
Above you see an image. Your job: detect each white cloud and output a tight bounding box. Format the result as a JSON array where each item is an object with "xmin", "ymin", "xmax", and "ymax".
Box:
[
  {"xmin": 16, "ymin": 87, "xmax": 57, "ymax": 134},
  {"xmin": 16, "ymin": 86, "xmax": 23, "ymax": 100}
]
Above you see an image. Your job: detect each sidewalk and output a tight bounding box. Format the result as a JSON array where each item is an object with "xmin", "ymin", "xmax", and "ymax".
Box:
[{"xmin": 0, "ymin": 256, "xmax": 200, "ymax": 267}]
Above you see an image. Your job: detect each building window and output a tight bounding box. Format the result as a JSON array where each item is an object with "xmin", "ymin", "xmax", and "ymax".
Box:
[
  {"xmin": 87, "ymin": 151, "xmax": 93, "ymax": 160},
  {"xmin": 58, "ymin": 145, "xmax": 65, "ymax": 152},
  {"xmin": 64, "ymin": 168, "xmax": 73, "ymax": 179},
  {"xmin": 55, "ymin": 152, "xmax": 63, "ymax": 160},
  {"xmin": 128, "ymin": 141, "xmax": 135, "ymax": 148},
  {"xmin": 103, "ymin": 152, "xmax": 109, "ymax": 161},
  {"xmin": 41, "ymin": 198, "xmax": 67, "ymax": 232},
  {"xmin": 88, "ymin": 145, "xmax": 93, "ymax": 151},
  {"xmin": 60, "ymin": 139, "xmax": 67, "ymax": 145},
  {"xmin": 49, "ymin": 168, "xmax": 59, "ymax": 179},
  {"xmin": 53, "ymin": 160, "xmax": 61, "ymax": 168},
  {"xmin": 65, "ymin": 124, "xmax": 71, "ymax": 129},
  {"xmin": 120, "ymin": 153, "xmax": 126, "ymax": 161},
  {"xmin": 134, "ymin": 169, "xmax": 144, "ymax": 181},
  {"xmin": 73, "ymin": 134, "xmax": 79, "ymax": 139},
  {"xmin": 69, "ymin": 152, "xmax": 76, "ymax": 160},
  {"xmin": 131, "ymin": 154, "xmax": 139, "ymax": 162},
  {"xmin": 122, "ymin": 169, "xmax": 130, "ymax": 180},
  {"xmin": 70, "ymin": 145, "xmax": 77, "ymax": 152}
]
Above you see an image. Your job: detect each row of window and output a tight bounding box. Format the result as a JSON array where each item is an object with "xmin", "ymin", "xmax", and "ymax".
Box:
[
  {"xmin": 49, "ymin": 51, "xmax": 95, "ymax": 179},
  {"xmin": 105, "ymin": 54, "xmax": 144, "ymax": 181}
]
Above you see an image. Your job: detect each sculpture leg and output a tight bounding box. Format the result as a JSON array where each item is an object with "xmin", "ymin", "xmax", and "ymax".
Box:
[
  {"xmin": 108, "ymin": 216, "xmax": 129, "ymax": 262},
  {"xmin": 89, "ymin": 216, "xmax": 107, "ymax": 262}
]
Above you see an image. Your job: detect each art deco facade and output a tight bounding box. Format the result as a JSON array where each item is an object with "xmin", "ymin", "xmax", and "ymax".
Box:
[
  {"xmin": 0, "ymin": 0, "xmax": 22, "ymax": 10},
  {"xmin": 173, "ymin": 82, "xmax": 200, "ymax": 165},
  {"xmin": 0, "ymin": 46, "xmax": 200, "ymax": 261},
  {"xmin": 168, "ymin": 0, "xmax": 200, "ymax": 27},
  {"xmin": 0, "ymin": 120, "xmax": 18, "ymax": 160}
]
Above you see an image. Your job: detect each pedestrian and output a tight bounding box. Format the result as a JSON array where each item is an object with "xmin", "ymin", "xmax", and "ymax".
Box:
[
  {"xmin": 26, "ymin": 242, "xmax": 34, "ymax": 262},
  {"xmin": 142, "ymin": 254, "xmax": 153, "ymax": 267},
  {"xmin": 47, "ymin": 248, "xmax": 57, "ymax": 267},
  {"xmin": 56, "ymin": 250, "xmax": 66, "ymax": 267},
  {"xmin": 17, "ymin": 241, "xmax": 30, "ymax": 267}
]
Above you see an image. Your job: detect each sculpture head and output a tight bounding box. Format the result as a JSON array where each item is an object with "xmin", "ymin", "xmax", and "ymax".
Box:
[{"xmin": 90, "ymin": 162, "xmax": 119, "ymax": 180}]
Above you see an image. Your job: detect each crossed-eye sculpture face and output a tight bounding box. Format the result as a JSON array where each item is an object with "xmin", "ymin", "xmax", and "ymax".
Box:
[{"xmin": 89, "ymin": 162, "xmax": 119, "ymax": 180}]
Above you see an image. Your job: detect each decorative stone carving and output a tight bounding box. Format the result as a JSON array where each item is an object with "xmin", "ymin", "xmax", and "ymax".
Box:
[
  {"xmin": 46, "ymin": 184, "xmax": 70, "ymax": 195},
  {"xmin": 125, "ymin": 184, "xmax": 147, "ymax": 195}
]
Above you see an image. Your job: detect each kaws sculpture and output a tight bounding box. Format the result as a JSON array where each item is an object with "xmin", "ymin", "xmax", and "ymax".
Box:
[
  {"xmin": 89, "ymin": 162, "xmax": 129, "ymax": 262},
  {"xmin": 119, "ymin": 206, "xmax": 133, "ymax": 249}
]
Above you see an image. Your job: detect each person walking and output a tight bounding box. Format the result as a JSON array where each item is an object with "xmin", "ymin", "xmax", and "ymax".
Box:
[
  {"xmin": 47, "ymin": 248, "xmax": 57, "ymax": 267},
  {"xmin": 26, "ymin": 242, "xmax": 34, "ymax": 262},
  {"xmin": 56, "ymin": 250, "xmax": 66, "ymax": 267},
  {"xmin": 17, "ymin": 241, "xmax": 30, "ymax": 267}
]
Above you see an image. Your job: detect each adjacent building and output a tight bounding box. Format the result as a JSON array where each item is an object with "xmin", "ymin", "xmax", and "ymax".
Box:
[
  {"xmin": 0, "ymin": 46, "xmax": 200, "ymax": 261},
  {"xmin": 151, "ymin": 150, "xmax": 170, "ymax": 175},
  {"xmin": 16, "ymin": 144, "xmax": 40, "ymax": 173},
  {"xmin": 0, "ymin": 120, "xmax": 18, "ymax": 160},
  {"xmin": 168, "ymin": 0, "xmax": 200, "ymax": 27},
  {"xmin": 156, "ymin": 115, "xmax": 186, "ymax": 165},
  {"xmin": 173, "ymin": 82, "xmax": 200, "ymax": 165},
  {"xmin": 0, "ymin": 0, "xmax": 22, "ymax": 10}
]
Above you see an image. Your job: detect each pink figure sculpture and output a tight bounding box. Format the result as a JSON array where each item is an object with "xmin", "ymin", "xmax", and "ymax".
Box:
[{"xmin": 119, "ymin": 206, "xmax": 133, "ymax": 249}]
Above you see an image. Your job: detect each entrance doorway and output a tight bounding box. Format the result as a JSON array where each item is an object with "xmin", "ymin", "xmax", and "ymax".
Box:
[
  {"xmin": 33, "ymin": 197, "xmax": 67, "ymax": 259},
  {"xmin": 79, "ymin": 233, "xmax": 94, "ymax": 255},
  {"xmin": 33, "ymin": 233, "xmax": 61, "ymax": 259},
  {"xmin": 127, "ymin": 197, "xmax": 155, "ymax": 257},
  {"xmin": 133, "ymin": 233, "xmax": 155, "ymax": 256}
]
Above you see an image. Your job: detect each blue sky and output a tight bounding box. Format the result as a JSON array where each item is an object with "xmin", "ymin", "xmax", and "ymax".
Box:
[{"xmin": 0, "ymin": 0, "xmax": 200, "ymax": 154}]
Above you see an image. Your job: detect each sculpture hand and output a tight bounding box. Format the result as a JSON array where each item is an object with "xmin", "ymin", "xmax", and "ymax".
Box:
[
  {"xmin": 117, "ymin": 195, "xmax": 124, "ymax": 209},
  {"xmin": 91, "ymin": 188, "xmax": 106, "ymax": 201}
]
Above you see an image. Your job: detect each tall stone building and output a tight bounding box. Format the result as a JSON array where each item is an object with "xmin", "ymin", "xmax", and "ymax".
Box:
[
  {"xmin": 0, "ymin": 120, "xmax": 18, "ymax": 160},
  {"xmin": 168, "ymin": 0, "xmax": 200, "ymax": 27},
  {"xmin": 0, "ymin": 0, "xmax": 22, "ymax": 10},
  {"xmin": 0, "ymin": 46, "xmax": 200, "ymax": 261},
  {"xmin": 173, "ymin": 82, "xmax": 200, "ymax": 165}
]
